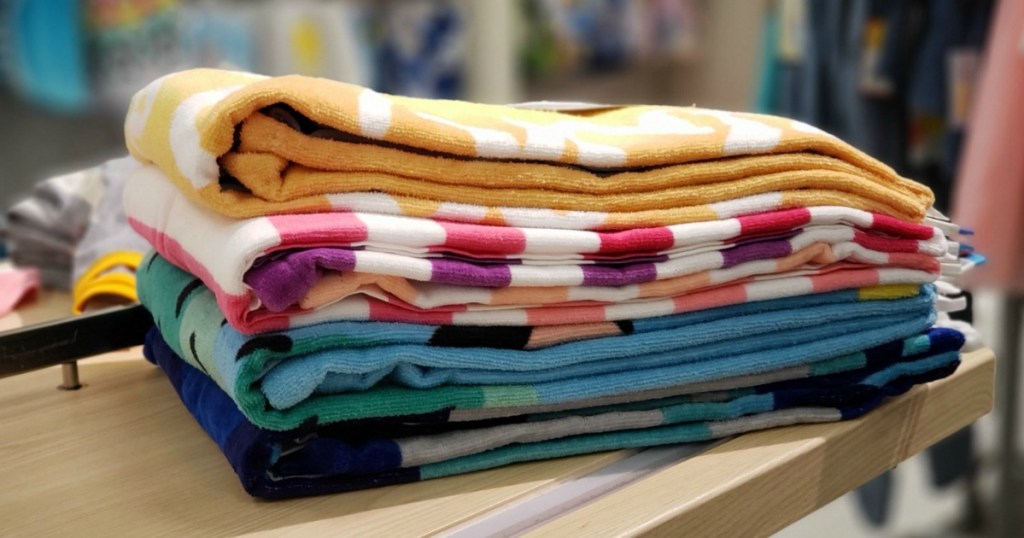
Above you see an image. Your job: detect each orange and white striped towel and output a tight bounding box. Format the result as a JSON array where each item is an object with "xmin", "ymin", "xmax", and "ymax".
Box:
[{"xmin": 125, "ymin": 69, "xmax": 933, "ymax": 229}]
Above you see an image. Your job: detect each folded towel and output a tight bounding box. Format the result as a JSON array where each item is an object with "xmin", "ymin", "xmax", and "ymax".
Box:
[
  {"xmin": 244, "ymin": 233, "xmax": 942, "ymax": 311},
  {"xmin": 6, "ymin": 165, "xmax": 104, "ymax": 288},
  {"xmin": 72, "ymin": 157, "xmax": 150, "ymax": 313},
  {"xmin": 260, "ymin": 243, "xmax": 941, "ymax": 312},
  {"xmin": 240, "ymin": 264, "xmax": 940, "ymax": 331},
  {"xmin": 139, "ymin": 253, "xmax": 938, "ymax": 430},
  {"xmin": 126, "ymin": 166, "xmax": 945, "ymax": 332},
  {"xmin": 144, "ymin": 327, "xmax": 963, "ymax": 498},
  {"xmin": 124, "ymin": 68, "xmax": 933, "ymax": 226}
]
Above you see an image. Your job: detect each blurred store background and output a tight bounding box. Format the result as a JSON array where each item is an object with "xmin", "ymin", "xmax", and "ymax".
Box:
[{"xmin": 1, "ymin": 1, "xmax": 1022, "ymax": 536}]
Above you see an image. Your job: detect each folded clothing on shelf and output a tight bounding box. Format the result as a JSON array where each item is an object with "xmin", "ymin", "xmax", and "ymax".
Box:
[
  {"xmin": 139, "ymin": 253, "xmax": 940, "ymax": 431},
  {"xmin": 144, "ymin": 326, "xmax": 964, "ymax": 499},
  {"xmin": 121, "ymin": 68, "xmax": 976, "ymax": 501},
  {"xmin": 4, "ymin": 156, "xmax": 148, "ymax": 302},
  {"xmin": 124, "ymin": 68, "xmax": 933, "ymax": 226},
  {"xmin": 126, "ymin": 164, "xmax": 947, "ymax": 333},
  {"xmin": 5, "ymin": 166, "xmax": 104, "ymax": 289},
  {"xmin": 71, "ymin": 157, "xmax": 150, "ymax": 313}
]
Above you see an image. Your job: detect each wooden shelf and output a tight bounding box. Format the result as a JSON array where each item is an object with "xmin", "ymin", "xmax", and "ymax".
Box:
[{"xmin": 527, "ymin": 347, "xmax": 994, "ymax": 537}]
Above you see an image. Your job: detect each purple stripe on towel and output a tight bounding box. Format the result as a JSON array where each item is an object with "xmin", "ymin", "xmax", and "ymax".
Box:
[
  {"xmin": 428, "ymin": 258, "xmax": 512, "ymax": 287},
  {"xmin": 244, "ymin": 235, "xmax": 802, "ymax": 315},
  {"xmin": 245, "ymin": 249, "xmax": 358, "ymax": 312},
  {"xmin": 720, "ymin": 240, "xmax": 793, "ymax": 268},
  {"xmin": 244, "ymin": 248, "xmax": 517, "ymax": 312},
  {"xmin": 730, "ymin": 228, "xmax": 801, "ymax": 246},
  {"xmin": 581, "ymin": 263, "xmax": 658, "ymax": 286}
]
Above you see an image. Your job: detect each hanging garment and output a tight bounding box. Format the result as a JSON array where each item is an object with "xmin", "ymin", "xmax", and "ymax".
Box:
[{"xmin": 953, "ymin": 0, "xmax": 1024, "ymax": 293}]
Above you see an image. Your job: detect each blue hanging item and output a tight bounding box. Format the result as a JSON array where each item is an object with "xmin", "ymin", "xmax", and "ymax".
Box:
[
  {"xmin": 584, "ymin": 0, "xmax": 632, "ymax": 72},
  {"xmin": 378, "ymin": 1, "xmax": 466, "ymax": 99},
  {"xmin": 179, "ymin": 6, "xmax": 256, "ymax": 73},
  {"xmin": 753, "ymin": 5, "xmax": 780, "ymax": 114},
  {"xmin": 2, "ymin": 0, "xmax": 90, "ymax": 112}
]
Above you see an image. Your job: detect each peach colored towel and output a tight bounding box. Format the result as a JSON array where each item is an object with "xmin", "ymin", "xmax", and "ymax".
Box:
[{"xmin": 125, "ymin": 68, "xmax": 933, "ymax": 228}]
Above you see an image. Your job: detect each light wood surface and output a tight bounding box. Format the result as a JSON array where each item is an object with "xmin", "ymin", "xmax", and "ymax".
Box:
[
  {"xmin": 0, "ymin": 287, "xmax": 75, "ymax": 332},
  {"xmin": 0, "ymin": 292, "xmax": 995, "ymax": 537},
  {"xmin": 0, "ymin": 355, "xmax": 631, "ymax": 536},
  {"xmin": 526, "ymin": 348, "xmax": 995, "ymax": 538}
]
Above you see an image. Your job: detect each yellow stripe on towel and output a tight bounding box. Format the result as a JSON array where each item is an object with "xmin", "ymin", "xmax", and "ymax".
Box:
[{"xmin": 857, "ymin": 284, "xmax": 923, "ymax": 301}]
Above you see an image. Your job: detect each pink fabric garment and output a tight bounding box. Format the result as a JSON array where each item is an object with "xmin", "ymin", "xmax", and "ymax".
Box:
[
  {"xmin": 0, "ymin": 267, "xmax": 41, "ymax": 316},
  {"xmin": 953, "ymin": 0, "xmax": 1024, "ymax": 293}
]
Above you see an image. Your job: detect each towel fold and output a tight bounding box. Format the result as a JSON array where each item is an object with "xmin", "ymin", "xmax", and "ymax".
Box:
[
  {"xmin": 139, "ymin": 253, "xmax": 938, "ymax": 430},
  {"xmin": 144, "ymin": 326, "xmax": 963, "ymax": 498},
  {"xmin": 255, "ymin": 243, "xmax": 941, "ymax": 313},
  {"xmin": 239, "ymin": 264, "xmax": 940, "ymax": 331},
  {"xmin": 244, "ymin": 233, "xmax": 942, "ymax": 312},
  {"xmin": 6, "ymin": 165, "xmax": 104, "ymax": 288},
  {"xmin": 126, "ymin": 165, "xmax": 945, "ymax": 332},
  {"xmin": 72, "ymin": 157, "xmax": 150, "ymax": 313},
  {"xmin": 124, "ymin": 69, "xmax": 933, "ymax": 226}
]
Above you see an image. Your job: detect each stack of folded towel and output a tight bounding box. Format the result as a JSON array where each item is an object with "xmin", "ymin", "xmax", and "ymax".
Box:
[
  {"xmin": 6, "ymin": 166, "xmax": 104, "ymax": 288},
  {"xmin": 71, "ymin": 157, "xmax": 151, "ymax": 313},
  {"xmin": 5, "ymin": 157, "xmax": 149, "ymax": 312},
  {"xmin": 124, "ymin": 68, "xmax": 973, "ymax": 499}
]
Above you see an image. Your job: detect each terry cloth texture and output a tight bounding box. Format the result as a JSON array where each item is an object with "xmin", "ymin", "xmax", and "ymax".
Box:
[
  {"xmin": 142, "ymin": 249, "xmax": 940, "ymax": 333},
  {"xmin": 72, "ymin": 157, "xmax": 150, "ymax": 313},
  {"xmin": 144, "ymin": 326, "xmax": 963, "ymax": 499},
  {"xmin": 138, "ymin": 253, "xmax": 939, "ymax": 431},
  {"xmin": 270, "ymin": 241, "xmax": 939, "ymax": 311},
  {"xmin": 123, "ymin": 68, "xmax": 934, "ymax": 226},
  {"xmin": 5, "ymin": 165, "xmax": 104, "ymax": 288},
  {"xmin": 240, "ymin": 262, "xmax": 938, "ymax": 331},
  {"xmin": 126, "ymin": 166, "xmax": 947, "ymax": 333}
]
